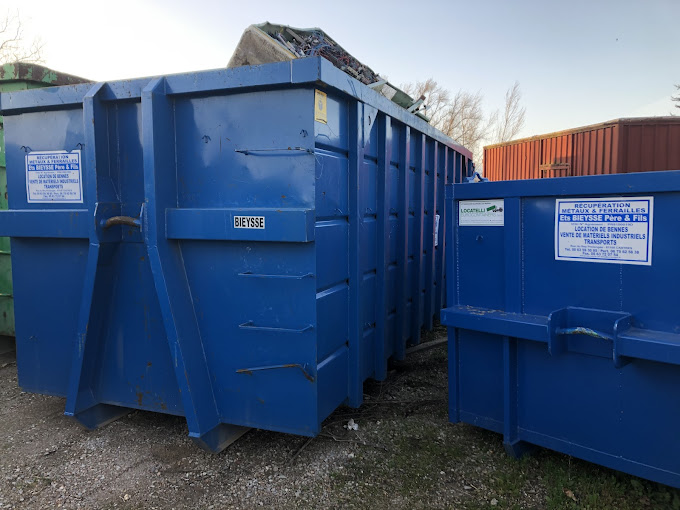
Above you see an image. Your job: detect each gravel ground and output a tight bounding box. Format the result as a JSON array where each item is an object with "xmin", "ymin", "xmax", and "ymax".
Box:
[{"xmin": 0, "ymin": 328, "xmax": 678, "ymax": 510}]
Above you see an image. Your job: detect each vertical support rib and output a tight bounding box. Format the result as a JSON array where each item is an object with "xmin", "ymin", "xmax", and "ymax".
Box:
[
  {"xmin": 448, "ymin": 327, "xmax": 460, "ymax": 423},
  {"xmin": 348, "ymin": 102, "xmax": 363, "ymax": 406},
  {"xmin": 141, "ymin": 77, "xmax": 247, "ymax": 451},
  {"xmin": 454, "ymin": 153, "xmax": 462, "ymax": 184},
  {"xmin": 434, "ymin": 146, "xmax": 447, "ymax": 313},
  {"xmin": 445, "ymin": 182, "xmax": 457, "ymax": 316},
  {"xmin": 374, "ymin": 114, "xmax": 391, "ymax": 380},
  {"xmin": 65, "ymin": 83, "xmax": 128, "ymax": 428},
  {"xmin": 395, "ymin": 125, "xmax": 410, "ymax": 361},
  {"xmin": 446, "ymin": 180, "xmax": 460, "ymax": 424},
  {"xmin": 501, "ymin": 197, "xmax": 528, "ymax": 457},
  {"xmin": 424, "ymin": 141, "xmax": 437, "ymax": 329},
  {"xmin": 410, "ymin": 133, "xmax": 425, "ymax": 345},
  {"xmin": 502, "ymin": 334, "xmax": 523, "ymax": 456},
  {"xmin": 503, "ymin": 198, "xmax": 522, "ymax": 312}
]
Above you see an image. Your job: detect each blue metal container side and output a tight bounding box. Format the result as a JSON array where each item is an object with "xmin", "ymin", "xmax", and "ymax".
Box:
[
  {"xmin": 0, "ymin": 57, "xmax": 473, "ymax": 451},
  {"xmin": 442, "ymin": 170, "xmax": 680, "ymax": 488}
]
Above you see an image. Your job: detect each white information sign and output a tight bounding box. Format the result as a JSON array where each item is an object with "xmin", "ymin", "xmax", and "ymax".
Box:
[
  {"xmin": 555, "ymin": 197, "xmax": 653, "ymax": 265},
  {"xmin": 25, "ymin": 150, "xmax": 83, "ymax": 203},
  {"xmin": 459, "ymin": 199, "xmax": 504, "ymax": 226}
]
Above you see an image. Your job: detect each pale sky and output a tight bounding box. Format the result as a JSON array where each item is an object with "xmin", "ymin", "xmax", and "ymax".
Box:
[{"xmin": 5, "ymin": 0, "xmax": 679, "ymax": 140}]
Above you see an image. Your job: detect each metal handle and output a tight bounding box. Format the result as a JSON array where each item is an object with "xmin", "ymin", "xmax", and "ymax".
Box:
[
  {"xmin": 102, "ymin": 204, "xmax": 144, "ymax": 230},
  {"xmin": 238, "ymin": 321, "xmax": 313, "ymax": 334},
  {"xmin": 238, "ymin": 272, "xmax": 314, "ymax": 280},
  {"xmin": 234, "ymin": 147, "xmax": 313, "ymax": 156},
  {"xmin": 555, "ymin": 327, "xmax": 613, "ymax": 341},
  {"xmin": 103, "ymin": 216, "xmax": 141, "ymax": 229},
  {"xmin": 236, "ymin": 363, "xmax": 315, "ymax": 382}
]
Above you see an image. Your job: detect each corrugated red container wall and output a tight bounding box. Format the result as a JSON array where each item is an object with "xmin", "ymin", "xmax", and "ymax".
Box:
[{"xmin": 483, "ymin": 117, "xmax": 680, "ymax": 181}]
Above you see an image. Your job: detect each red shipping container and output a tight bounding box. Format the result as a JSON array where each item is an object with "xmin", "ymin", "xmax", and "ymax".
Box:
[{"xmin": 483, "ymin": 117, "xmax": 680, "ymax": 181}]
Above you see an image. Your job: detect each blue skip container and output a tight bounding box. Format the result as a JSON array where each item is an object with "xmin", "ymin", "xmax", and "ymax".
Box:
[
  {"xmin": 0, "ymin": 58, "xmax": 473, "ymax": 451},
  {"xmin": 442, "ymin": 171, "xmax": 680, "ymax": 487}
]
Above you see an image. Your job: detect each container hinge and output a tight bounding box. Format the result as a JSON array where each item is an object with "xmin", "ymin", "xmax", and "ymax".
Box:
[{"xmin": 464, "ymin": 172, "xmax": 487, "ymax": 183}]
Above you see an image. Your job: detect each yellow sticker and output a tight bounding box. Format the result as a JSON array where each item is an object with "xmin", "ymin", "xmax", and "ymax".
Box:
[{"xmin": 314, "ymin": 89, "xmax": 327, "ymax": 124}]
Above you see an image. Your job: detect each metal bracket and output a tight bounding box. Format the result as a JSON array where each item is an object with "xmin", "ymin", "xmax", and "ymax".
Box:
[
  {"xmin": 548, "ymin": 307, "xmax": 633, "ymax": 367},
  {"xmin": 65, "ymin": 83, "xmax": 130, "ymax": 429},
  {"xmin": 236, "ymin": 363, "xmax": 315, "ymax": 383},
  {"xmin": 238, "ymin": 321, "xmax": 313, "ymax": 334},
  {"xmin": 237, "ymin": 271, "xmax": 314, "ymax": 280},
  {"xmin": 140, "ymin": 77, "xmax": 249, "ymax": 452}
]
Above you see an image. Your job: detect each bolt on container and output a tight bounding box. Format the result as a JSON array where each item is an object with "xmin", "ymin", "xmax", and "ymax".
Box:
[
  {"xmin": 0, "ymin": 58, "xmax": 473, "ymax": 450},
  {"xmin": 442, "ymin": 170, "xmax": 680, "ymax": 487}
]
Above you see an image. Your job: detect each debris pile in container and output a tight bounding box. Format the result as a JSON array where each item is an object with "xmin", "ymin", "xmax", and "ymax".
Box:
[
  {"xmin": 272, "ymin": 27, "xmax": 380, "ymax": 85},
  {"xmin": 228, "ymin": 22, "xmax": 428, "ymax": 120}
]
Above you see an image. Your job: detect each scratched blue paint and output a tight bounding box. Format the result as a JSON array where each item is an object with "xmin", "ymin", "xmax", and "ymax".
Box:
[
  {"xmin": 442, "ymin": 171, "xmax": 680, "ymax": 488},
  {"xmin": 0, "ymin": 58, "xmax": 473, "ymax": 451}
]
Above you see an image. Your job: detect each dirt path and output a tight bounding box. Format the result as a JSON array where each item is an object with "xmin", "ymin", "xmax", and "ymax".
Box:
[{"xmin": 0, "ymin": 330, "xmax": 677, "ymax": 509}]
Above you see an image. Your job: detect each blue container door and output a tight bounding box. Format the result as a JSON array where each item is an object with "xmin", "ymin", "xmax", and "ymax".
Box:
[
  {"xmin": 172, "ymin": 89, "xmax": 320, "ymax": 436},
  {"xmin": 4, "ymin": 84, "xmax": 324, "ymax": 449}
]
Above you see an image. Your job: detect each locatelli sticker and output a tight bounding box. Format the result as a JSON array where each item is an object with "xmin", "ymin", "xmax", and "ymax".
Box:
[
  {"xmin": 459, "ymin": 199, "xmax": 504, "ymax": 226},
  {"xmin": 25, "ymin": 150, "xmax": 83, "ymax": 203},
  {"xmin": 555, "ymin": 197, "xmax": 653, "ymax": 265}
]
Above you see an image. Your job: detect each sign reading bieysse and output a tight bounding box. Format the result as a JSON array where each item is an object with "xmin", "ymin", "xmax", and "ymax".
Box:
[
  {"xmin": 25, "ymin": 150, "xmax": 83, "ymax": 203},
  {"xmin": 555, "ymin": 197, "xmax": 653, "ymax": 265}
]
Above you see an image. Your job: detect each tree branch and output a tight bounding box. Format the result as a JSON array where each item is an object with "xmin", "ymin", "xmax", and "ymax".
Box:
[{"xmin": 0, "ymin": 10, "xmax": 44, "ymax": 64}]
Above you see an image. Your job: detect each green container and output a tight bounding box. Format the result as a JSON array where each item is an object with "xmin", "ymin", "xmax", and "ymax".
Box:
[{"xmin": 0, "ymin": 63, "xmax": 89, "ymax": 337}]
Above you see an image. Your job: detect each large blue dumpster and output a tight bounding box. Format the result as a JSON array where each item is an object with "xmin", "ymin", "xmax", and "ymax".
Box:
[
  {"xmin": 442, "ymin": 171, "xmax": 680, "ymax": 487},
  {"xmin": 0, "ymin": 57, "xmax": 473, "ymax": 451}
]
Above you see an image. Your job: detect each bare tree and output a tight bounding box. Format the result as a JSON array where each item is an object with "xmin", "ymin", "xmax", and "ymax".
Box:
[
  {"xmin": 438, "ymin": 89, "xmax": 491, "ymax": 159},
  {"xmin": 401, "ymin": 78, "xmax": 526, "ymax": 165},
  {"xmin": 0, "ymin": 11, "xmax": 44, "ymax": 65},
  {"xmin": 401, "ymin": 79, "xmax": 491, "ymax": 160},
  {"xmin": 673, "ymin": 84, "xmax": 680, "ymax": 111},
  {"xmin": 401, "ymin": 79, "xmax": 451, "ymax": 127},
  {"xmin": 491, "ymin": 81, "xmax": 526, "ymax": 143}
]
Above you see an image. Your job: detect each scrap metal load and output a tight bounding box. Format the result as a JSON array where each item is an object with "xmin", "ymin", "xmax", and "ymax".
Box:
[{"xmin": 228, "ymin": 22, "xmax": 427, "ymax": 120}]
